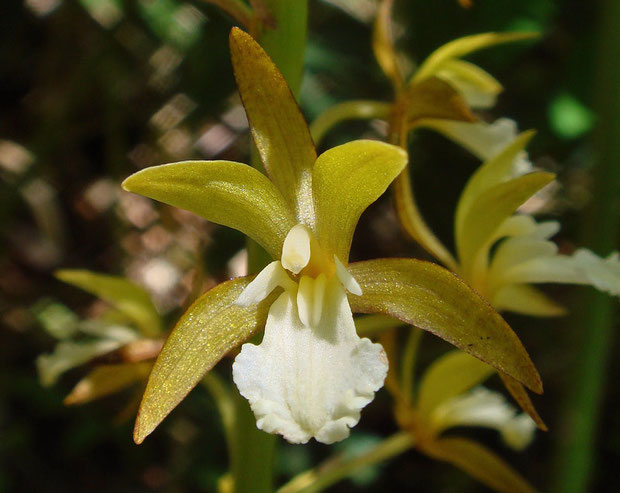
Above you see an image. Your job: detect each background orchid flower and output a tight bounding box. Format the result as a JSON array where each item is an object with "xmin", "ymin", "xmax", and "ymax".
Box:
[
  {"xmin": 453, "ymin": 132, "xmax": 620, "ymax": 316},
  {"xmin": 36, "ymin": 270, "xmax": 163, "ymax": 408},
  {"xmin": 122, "ymin": 28, "xmax": 542, "ymax": 446},
  {"xmin": 389, "ymin": 347, "xmax": 539, "ymax": 493}
]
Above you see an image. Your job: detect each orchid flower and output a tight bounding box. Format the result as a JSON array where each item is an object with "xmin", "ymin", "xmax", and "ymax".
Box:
[
  {"xmin": 386, "ymin": 347, "xmax": 538, "ymax": 492},
  {"xmin": 451, "ymin": 132, "xmax": 620, "ymax": 316},
  {"xmin": 122, "ymin": 28, "xmax": 541, "ymax": 445},
  {"xmin": 36, "ymin": 270, "xmax": 163, "ymax": 406}
]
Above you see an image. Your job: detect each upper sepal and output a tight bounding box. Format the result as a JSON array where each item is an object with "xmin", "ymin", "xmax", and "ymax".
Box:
[{"xmin": 229, "ymin": 27, "xmax": 317, "ymax": 225}]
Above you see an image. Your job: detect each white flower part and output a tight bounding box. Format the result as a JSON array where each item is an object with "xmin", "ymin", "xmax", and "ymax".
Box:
[
  {"xmin": 236, "ymin": 261, "xmax": 295, "ymax": 307},
  {"xmin": 426, "ymin": 118, "xmax": 532, "ymax": 177},
  {"xmin": 500, "ymin": 413, "xmax": 537, "ymax": 451},
  {"xmin": 281, "ymin": 224, "xmax": 312, "ymax": 274},
  {"xmin": 573, "ymin": 249, "xmax": 620, "ymax": 297},
  {"xmin": 430, "ymin": 387, "xmax": 536, "ymax": 451},
  {"xmin": 334, "ymin": 256, "xmax": 363, "ymax": 296},
  {"xmin": 36, "ymin": 334, "xmax": 129, "ymax": 387},
  {"xmin": 297, "ymin": 273, "xmax": 327, "ymax": 327},
  {"xmin": 232, "ymin": 278, "xmax": 388, "ymax": 444}
]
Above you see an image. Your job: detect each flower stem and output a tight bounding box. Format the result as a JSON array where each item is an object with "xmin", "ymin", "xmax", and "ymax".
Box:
[
  {"xmin": 233, "ymin": 3, "xmax": 309, "ymax": 493},
  {"xmin": 389, "ymin": 96, "xmax": 459, "ymax": 271},
  {"xmin": 551, "ymin": 0, "xmax": 620, "ymax": 490},
  {"xmin": 277, "ymin": 432, "xmax": 414, "ymax": 493}
]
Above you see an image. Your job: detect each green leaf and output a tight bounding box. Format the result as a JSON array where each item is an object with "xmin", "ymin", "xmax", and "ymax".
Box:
[
  {"xmin": 313, "ymin": 140, "xmax": 408, "ymax": 261},
  {"xmin": 133, "ymin": 276, "xmax": 275, "ymax": 444},
  {"xmin": 229, "ymin": 27, "xmax": 317, "ymax": 226},
  {"xmin": 417, "ymin": 350, "xmax": 495, "ymax": 418},
  {"xmin": 426, "ymin": 437, "xmax": 538, "ymax": 493},
  {"xmin": 457, "ymin": 172, "xmax": 556, "ymax": 274},
  {"xmin": 64, "ymin": 362, "xmax": 152, "ymax": 405},
  {"xmin": 122, "ymin": 160, "xmax": 296, "ymax": 261},
  {"xmin": 347, "ymin": 259, "xmax": 542, "ymax": 393},
  {"xmin": 55, "ymin": 270, "xmax": 161, "ymax": 337},
  {"xmin": 412, "ymin": 32, "xmax": 539, "ymax": 84}
]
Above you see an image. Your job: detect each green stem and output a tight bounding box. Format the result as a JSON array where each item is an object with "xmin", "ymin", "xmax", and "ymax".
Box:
[
  {"xmin": 277, "ymin": 432, "xmax": 414, "ymax": 493},
  {"xmin": 551, "ymin": 1, "xmax": 620, "ymax": 491},
  {"xmin": 310, "ymin": 100, "xmax": 392, "ymax": 146},
  {"xmin": 233, "ymin": 3, "xmax": 309, "ymax": 493}
]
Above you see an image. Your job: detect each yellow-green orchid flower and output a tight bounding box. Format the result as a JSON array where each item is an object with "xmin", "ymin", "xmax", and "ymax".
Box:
[
  {"xmin": 453, "ymin": 132, "xmax": 620, "ymax": 316},
  {"xmin": 36, "ymin": 270, "xmax": 163, "ymax": 406},
  {"xmin": 388, "ymin": 347, "xmax": 538, "ymax": 493},
  {"xmin": 123, "ymin": 28, "xmax": 542, "ymax": 446}
]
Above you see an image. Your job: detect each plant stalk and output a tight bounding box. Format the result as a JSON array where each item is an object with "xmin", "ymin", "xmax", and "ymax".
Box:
[
  {"xmin": 233, "ymin": 2, "xmax": 309, "ymax": 492},
  {"xmin": 551, "ymin": 0, "xmax": 620, "ymax": 490}
]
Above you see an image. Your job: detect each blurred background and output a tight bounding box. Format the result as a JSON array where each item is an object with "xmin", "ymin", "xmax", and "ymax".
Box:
[{"xmin": 1, "ymin": 0, "xmax": 618, "ymax": 491}]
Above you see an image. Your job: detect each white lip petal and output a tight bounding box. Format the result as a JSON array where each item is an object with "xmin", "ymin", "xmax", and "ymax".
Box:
[
  {"xmin": 235, "ymin": 261, "xmax": 295, "ymax": 307},
  {"xmin": 232, "ymin": 279, "xmax": 387, "ymax": 444},
  {"xmin": 334, "ymin": 256, "xmax": 362, "ymax": 296},
  {"xmin": 281, "ymin": 224, "xmax": 312, "ymax": 274},
  {"xmin": 429, "ymin": 386, "xmax": 536, "ymax": 451}
]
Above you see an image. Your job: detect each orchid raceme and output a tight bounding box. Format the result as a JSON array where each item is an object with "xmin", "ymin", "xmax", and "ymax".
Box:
[
  {"xmin": 36, "ymin": 270, "xmax": 163, "ymax": 407},
  {"xmin": 123, "ymin": 28, "xmax": 542, "ymax": 446}
]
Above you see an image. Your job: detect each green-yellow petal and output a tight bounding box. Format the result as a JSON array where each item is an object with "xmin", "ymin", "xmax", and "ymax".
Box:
[
  {"xmin": 425, "ymin": 437, "xmax": 538, "ymax": 493},
  {"xmin": 455, "ymin": 131, "xmax": 535, "ymax": 242},
  {"xmin": 492, "ymin": 284, "xmax": 567, "ymax": 317},
  {"xmin": 457, "ymin": 172, "xmax": 556, "ymax": 276},
  {"xmin": 55, "ymin": 270, "xmax": 161, "ymax": 337},
  {"xmin": 64, "ymin": 362, "xmax": 152, "ymax": 406},
  {"xmin": 133, "ymin": 276, "xmax": 276, "ymax": 444},
  {"xmin": 122, "ymin": 160, "xmax": 296, "ymax": 261},
  {"xmin": 313, "ymin": 140, "xmax": 408, "ymax": 261},
  {"xmin": 347, "ymin": 259, "xmax": 542, "ymax": 393},
  {"xmin": 412, "ymin": 32, "xmax": 539, "ymax": 84},
  {"xmin": 229, "ymin": 27, "xmax": 317, "ymax": 226},
  {"xmin": 417, "ymin": 350, "xmax": 495, "ymax": 418}
]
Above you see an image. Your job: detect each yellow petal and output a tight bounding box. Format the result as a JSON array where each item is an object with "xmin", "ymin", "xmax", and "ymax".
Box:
[
  {"xmin": 492, "ymin": 284, "xmax": 566, "ymax": 317},
  {"xmin": 425, "ymin": 437, "xmax": 538, "ymax": 493},
  {"xmin": 417, "ymin": 349, "xmax": 495, "ymax": 418},
  {"xmin": 347, "ymin": 258, "xmax": 542, "ymax": 393},
  {"xmin": 133, "ymin": 276, "xmax": 276, "ymax": 444},
  {"xmin": 455, "ymin": 131, "xmax": 536, "ymax": 243},
  {"xmin": 436, "ymin": 59, "xmax": 503, "ymax": 109},
  {"xmin": 122, "ymin": 160, "xmax": 296, "ymax": 261},
  {"xmin": 229, "ymin": 27, "xmax": 317, "ymax": 225},
  {"xmin": 457, "ymin": 172, "xmax": 556, "ymax": 276},
  {"xmin": 64, "ymin": 362, "xmax": 152, "ymax": 406},
  {"xmin": 313, "ymin": 140, "xmax": 408, "ymax": 261},
  {"xmin": 412, "ymin": 32, "xmax": 539, "ymax": 84},
  {"xmin": 55, "ymin": 270, "xmax": 161, "ymax": 337}
]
